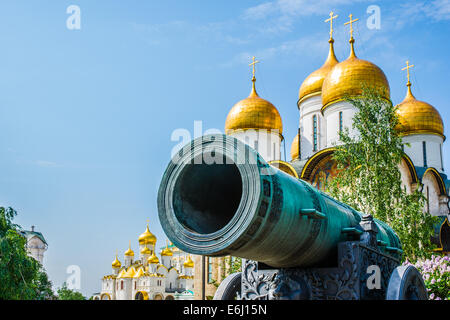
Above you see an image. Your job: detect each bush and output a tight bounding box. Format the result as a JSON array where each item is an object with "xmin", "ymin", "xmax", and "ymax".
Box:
[{"xmin": 404, "ymin": 255, "xmax": 450, "ymax": 300}]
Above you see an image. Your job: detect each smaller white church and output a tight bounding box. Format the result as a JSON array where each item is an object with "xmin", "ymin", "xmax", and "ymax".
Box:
[
  {"xmin": 96, "ymin": 223, "xmax": 194, "ymax": 300},
  {"xmin": 19, "ymin": 226, "xmax": 48, "ymax": 265}
]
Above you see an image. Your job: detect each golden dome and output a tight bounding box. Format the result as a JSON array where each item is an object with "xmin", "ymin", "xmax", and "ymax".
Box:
[
  {"xmin": 140, "ymin": 245, "xmax": 151, "ymax": 255},
  {"xmin": 161, "ymin": 242, "xmax": 173, "ymax": 257},
  {"xmin": 148, "ymin": 252, "xmax": 160, "ymax": 264},
  {"xmin": 124, "ymin": 243, "xmax": 134, "ymax": 257},
  {"xmin": 112, "ymin": 255, "xmax": 121, "ymax": 269},
  {"xmin": 183, "ymin": 255, "xmax": 194, "ymax": 268},
  {"xmin": 396, "ymin": 83, "xmax": 444, "ymax": 138},
  {"xmin": 138, "ymin": 224, "xmax": 157, "ymax": 245},
  {"xmin": 299, "ymin": 38, "xmax": 339, "ymax": 104},
  {"xmin": 290, "ymin": 133, "xmax": 300, "ymax": 160},
  {"xmin": 225, "ymin": 77, "xmax": 283, "ymax": 135},
  {"xmin": 321, "ymin": 39, "xmax": 390, "ymax": 111}
]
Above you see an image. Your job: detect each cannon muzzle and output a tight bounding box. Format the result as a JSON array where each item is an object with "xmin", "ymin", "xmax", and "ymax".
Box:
[{"xmin": 158, "ymin": 134, "xmax": 400, "ymax": 268}]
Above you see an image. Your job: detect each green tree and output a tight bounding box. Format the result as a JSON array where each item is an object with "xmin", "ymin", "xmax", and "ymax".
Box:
[
  {"xmin": 0, "ymin": 207, "xmax": 54, "ymax": 300},
  {"xmin": 56, "ymin": 282, "xmax": 86, "ymax": 300},
  {"xmin": 326, "ymin": 88, "xmax": 438, "ymax": 263}
]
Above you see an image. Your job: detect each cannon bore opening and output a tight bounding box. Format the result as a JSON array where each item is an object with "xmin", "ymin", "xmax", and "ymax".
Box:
[{"xmin": 173, "ymin": 158, "xmax": 243, "ymax": 234}]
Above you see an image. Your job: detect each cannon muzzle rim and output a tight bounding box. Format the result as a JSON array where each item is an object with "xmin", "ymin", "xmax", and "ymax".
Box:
[{"xmin": 158, "ymin": 134, "xmax": 271, "ymax": 256}]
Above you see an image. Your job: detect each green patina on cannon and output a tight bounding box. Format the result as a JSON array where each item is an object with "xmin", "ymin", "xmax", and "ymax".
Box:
[{"xmin": 158, "ymin": 135, "xmax": 428, "ymax": 300}]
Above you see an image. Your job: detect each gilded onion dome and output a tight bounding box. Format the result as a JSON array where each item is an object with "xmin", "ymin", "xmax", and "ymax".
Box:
[
  {"xmin": 183, "ymin": 255, "xmax": 194, "ymax": 268},
  {"xmin": 138, "ymin": 224, "xmax": 157, "ymax": 245},
  {"xmin": 148, "ymin": 252, "xmax": 160, "ymax": 264},
  {"xmin": 298, "ymin": 38, "xmax": 339, "ymax": 105},
  {"xmin": 290, "ymin": 133, "xmax": 300, "ymax": 161},
  {"xmin": 225, "ymin": 76, "xmax": 283, "ymax": 135},
  {"xmin": 140, "ymin": 245, "xmax": 151, "ymax": 255},
  {"xmin": 396, "ymin": 82, "xmax": 444, "ymax": 138},
  {"xmin": 112, "ymin": 255, "xmax": 121, "ymax": 268},
  {"xmin": 161, "ymin": 242, "xmax": 173, "ymax": 256},
  {"xmin": 124, "ymin": 243, "xmax": 134, "ymax": 257},
  {"xmin": 321, "ymin": 38, "xmax": 390, "ymax": 111}
]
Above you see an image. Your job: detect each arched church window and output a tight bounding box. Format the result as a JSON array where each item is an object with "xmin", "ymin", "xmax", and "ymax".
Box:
[{"xmin": 339, "ymin": 111, "xmax": 343, "ymax": 133}]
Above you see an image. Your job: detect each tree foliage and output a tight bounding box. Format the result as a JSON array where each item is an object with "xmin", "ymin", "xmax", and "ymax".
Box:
[
  {"xmin": 56, "ymin": 282, "xmax": 86, "ymax": 300},
  {"xmin": 0, "ymin": 207, "xmax": 54, "ymax": 300},
  {"xmin": 326, "ymin": 88, "xmax": 438, "ymax": 263}
]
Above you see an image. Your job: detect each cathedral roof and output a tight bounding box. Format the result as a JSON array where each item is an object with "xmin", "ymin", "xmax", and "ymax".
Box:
[
  {"xmin": 138, "ymin": 224, "xmax": 157, "ymax": 245},
  {"xmin": 124, "ymin": 243, "xmax": 134, "ymax": 257},
  {"xmin": 321, "ymin": 37, "xmax": 390, "ymax": 111},
  {"xmin": 148, "ymin": 252, "xmax": 160, "ymax": 264},
  {"xmin": 160, "ymin": 242, "xmax": 173, "ymax": 256},
  {"xmin": 183, "ymin": 255, "xmax": 194, "ymax": 268},
  {"xmin": 112, "ymin": 255, "xmax": 121, "ymax": 268},
  {"xmin": 299, "ymin": 38, "xmax": 339, "ymax": 105},
  {"xmin": 20, "ymin": 230, "xmax": 47, "ymax": 246},
  {"xmin": 396, "ymin": 82, "xmax": 444, "ymax": 139},
  {"xmin": 225, "ymin": 69, "xmax": 283, "ymax": 136}
]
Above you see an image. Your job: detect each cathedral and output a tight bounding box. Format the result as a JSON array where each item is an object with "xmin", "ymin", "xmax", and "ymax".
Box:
[
  {"xmin": 97, "ymin": 223, "xmax": 194, "ymax": 300},
  {"xmin": 223, "ymin": 13, "xmax": 449, "ymax": 254}
]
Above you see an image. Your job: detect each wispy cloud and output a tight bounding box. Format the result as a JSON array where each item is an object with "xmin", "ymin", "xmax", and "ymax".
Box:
[
  {"xmin": 388, "ymin": 0, "xmax": 450, "ymax": 30},
  {"xmin": 221, "ymin": 34, "xmax": 328, "ymax": 68},
  {"xmin": 35, "ymin": 160, "xmax": 63, "ymax": 168},
  {"xmin": 241, "ymin": 0, "xmax": 372, "ymax": 34}
]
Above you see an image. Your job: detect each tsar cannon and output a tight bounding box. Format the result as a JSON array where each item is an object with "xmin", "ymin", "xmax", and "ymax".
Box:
[{"xmin": 158, "ymin": 134, "xmax": 428, "ymax": 300}]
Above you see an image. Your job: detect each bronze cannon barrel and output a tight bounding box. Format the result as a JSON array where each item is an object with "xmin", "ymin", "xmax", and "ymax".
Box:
[{"xmin": 158, "ymin": 134, "xmax": 401, "ymax": 268}]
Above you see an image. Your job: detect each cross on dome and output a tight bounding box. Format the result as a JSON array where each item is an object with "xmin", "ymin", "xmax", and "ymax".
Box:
[
  {"xmin": 325, "ymin": 11, "xmax": 338, "ymax": 39},
  {"xmin": 402, "ymin": 60, "xmax": 415, "ymax": 85},
  {"xmin": 249, "ymin": 56, "xmax": 259, "ymax": 79},
  {"xmin": 344, "ymin": 14, "xmax": 359, "ymax": 40}
]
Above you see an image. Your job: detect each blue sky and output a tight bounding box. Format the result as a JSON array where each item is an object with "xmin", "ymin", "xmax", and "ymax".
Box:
[{"xmin": 0, "ymin": 0, "xmax": 449, "ymax": 296}]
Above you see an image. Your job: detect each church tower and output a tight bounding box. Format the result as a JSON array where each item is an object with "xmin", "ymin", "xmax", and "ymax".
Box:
[
  {"xmin": 123, "ymin": 242, "xmax": 134, "ymax": 268},
  {"xmin": 396, "ymin": 61, "xmax": 445, "ymax": 172},
  {"xmin": 160, "ymin": 241, "xmax": 173, "ymax": 268},
  {"xmin": 138, "ymin": 222, "xmax": 157, "ymax": 260},
  {"xmin": 294, "ymin": 12, "xmax": 339, "ymax": 161},
  {"xmin": 225, "ymin": 57, "xmax": 283, "ymax": 162},
  {"xmin": 111, "ymin": 254, "xmax": 121, "ymax": 275},
  {"xmin": 321, "ymin": 14, "xmax": 390, "ymax": 148}
]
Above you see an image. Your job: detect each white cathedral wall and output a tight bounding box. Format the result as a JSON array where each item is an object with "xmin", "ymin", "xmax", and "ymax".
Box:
[
  {"xmin": 167, "ymin": 268, "xmax": 178, "ymax": 291},
  {"xmin": 402, "ymin": 134, "xmax": 444, "ymax": 172},
  {"xmin": 26, "ymin": 237, "xmax": 46, "ymax": 265},
  {"xmin": 398, "ymin": 159, "xmax": 414, "ymax": 194},
  {"xmin": 323, "ymin": 101, "xmax": 357, "ymax": 148},
  {"xmin": 299, "ymin": 95, "xmax": 326, "ymax": 159},
  {"xmin": 228, "ymin": 130, "xmax": 282, "ymax": 162},
  {"xmin": 116, "ymin": 279, "xmax": 133, "ymax": 300},
  {"xmin": 422, "ymin": 173, "xmax": 441, "ymax": 217}
]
